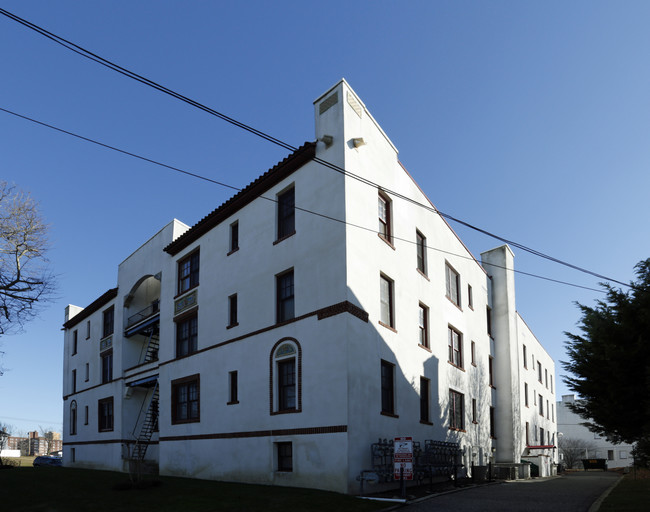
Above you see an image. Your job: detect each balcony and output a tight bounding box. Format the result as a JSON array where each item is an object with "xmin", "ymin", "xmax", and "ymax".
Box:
[{"xmin": 125, "ymin": 300, "xmax": 160, "ymax": 338}]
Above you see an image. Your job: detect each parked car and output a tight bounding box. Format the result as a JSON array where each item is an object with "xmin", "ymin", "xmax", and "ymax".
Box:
[{"xmin": 33, "ymin": 455, "xmax": 62, "ymax": 467}]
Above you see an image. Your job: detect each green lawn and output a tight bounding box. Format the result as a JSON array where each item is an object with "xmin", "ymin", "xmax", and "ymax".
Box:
[
  {"xmin": 599, "ymin": 469, "xmax": 650, "ymax": 512},
  {"xmin": 0, "ymin": 466, "xmax": 389, "ymax": 512}
]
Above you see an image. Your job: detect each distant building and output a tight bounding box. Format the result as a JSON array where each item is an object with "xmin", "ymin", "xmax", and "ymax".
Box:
[
  {"xmin": 4, "ymin": 432, "xmax": 62, "ymax": 456},
  {"xmin": 557, "ymin": 395, "xmax": 633, "ymax": 467},
  {"xmin": 62, "ymin": 79, "xmax": 556, "ymax": 493}
]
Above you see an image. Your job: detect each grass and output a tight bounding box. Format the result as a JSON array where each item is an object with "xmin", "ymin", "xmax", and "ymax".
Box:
[
  {"xmin": 599, "ymin": 467, "xmax": 650, "ymax": 512},
  {"xmin": 0, "ymin": 466, "xmax": 389, "ymax": 512}
]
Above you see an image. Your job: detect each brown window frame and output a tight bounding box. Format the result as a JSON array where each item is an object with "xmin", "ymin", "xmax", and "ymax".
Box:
[
  {"xmin": 445, "ymin": 263, "xmax": 461, "ymax": 306},
  {"xmin": 176, "ymin": 312, "xmax": 198, "ymax": 358},
  {"xmin": 277, "ymin": 186, "xmax": 295, "ymax": 241},
  {"xmin": 416, "ymin": 230, "xmax": 426, "ymax": 274},
  {"xmin": 101, "ymin": 350, "xmax": 113, "ymax": 384},
  {"xmin": 276, "ymin": 441, "xmax": 293, "ymax": 472},
  {"xmin": 171, "ymin": 374, "xmax": 201, "ymax": 424},
  {"xmin": 420, "ymin": 376, "xmax": 431, "ymax": 424},
  {"xmin": 229, "ymin": 221, "xmax": 239, "ymax": 253},
  {"xmin": 228, "ymin": 294, "xmax": 238, "ymax": 328},
  {"xmin": 378, "ymin": 191, "xmax": 392, "ymax": 244},
  {"xmin": 72, "ymin": 330, "xmax": 78, "ymax": 356},
  {"xmin": 449, "ymin": 389, "xmax": 465, "ymax": 430},
  {"xmin": 448, "ymin": 326, "xmax": 463, "ymax": 369},
  {"xmin": 177, "ymin": 249, "xmax": 200, "ymax": 295},
  {"xmin": 418, "ymin": 303, "xmax": 429, "ymax": 348},
  {"xmin": 379, "ymin": 274, "xmax": 395, "ymax": 329},
  {"xmin": 102, "ymin": 306, "xmax": 114, "ymax": 339},
  {"xmin": 70, "ymin": 400, "xmax": 77, "ymax": 435},
  {"xmin": 98, "ymin": 396, "xmax": 114, "ymax": 432},
  {"xmin": 228, "ymin": 370, "xmax": 238, "ymax": 405},
  {"xmin": 276, "ymin": 269, "xmax": 295, "ymax": 323},
  {"xmin": 381, "ymin": 359, "xmax": 396, "ymax": 416}
]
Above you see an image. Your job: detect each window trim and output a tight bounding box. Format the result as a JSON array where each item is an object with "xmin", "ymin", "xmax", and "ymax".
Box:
[
  {"xmin": 171, "ymin": 374, "xmax": 201, "ymax": 425},
  {"xmin": 448, "ymin": 325, "xmax": 464, "ymax": 369},
  {"xmin": 420, "ymin": 376, "xmax": 431, "ymax": 424},
  {"xmin": 449, "ymin": 389, "xmax": 465, "ymax": 431},
  {"xmin": 102, "ymin": 306, "xmax": 114, "ymax": 339},
  {"xmin": 228, "ymin": 221, "xmax": 239, "ymax": 255},
  {"xmin": 276, "ymin": 269, "xmax": 295, "ymax": 324},
  {"xmin": 177, "ymin": 249, "xmax": 200, "ymax": 296},
  {"xmin": 418, "ymin": 302, "xmax": 429, "ymax": 349},
  {"xmin": 227, "ymin": 294, "xmax": 238, "ymax": 328},
  {"xmin": 378, "ymin": 191, "xmax": 393, "ymax": 246},
  {"xmin": 379, "ymin": 273, "xmax": 395, "ymax": 330},
  {"xmin": 276, "ymin": 186, "xmax": 296, "ymax": 242},
  {"xmin": 276, "ymin": 441, "xmax": 293, "ymax": 472},
  {"xmin": 70, "ymin": 400, "xmax": 77, "ymax": 436},
  {"xmin": 467, "ymin": 284, "xmax": 473, "ymax": 310},
  {"xmin": 445, "ymin": 262, "xmax": 461, "ymax": 307},
  {"xmin": 175, "ymin": 311, "xmax": 198, "ymax": 358},
  {"xmin": 98, "ymin": 396, "xmax": 114, "ymax": 432},
  {"xmin": 228, "ymin": 370, "xmax": 238, "ymax": 405},
  {"xmin": 101, "ymin": 349, "xmax": 113, "ymax": 384},
  {"xmin": 381, "ymin": 359, "xmax": 397, "ymax": 417},
  {"xmin": 270, "ymin": 338, "xmax": 302, "ymax": 415},
  {"xmin": 72, "ymin": 330, "xmax": 78, "ymax": 356},
  {"xmin": 416, "ymin": 230, "xmax": 427, "ymax": 275}
]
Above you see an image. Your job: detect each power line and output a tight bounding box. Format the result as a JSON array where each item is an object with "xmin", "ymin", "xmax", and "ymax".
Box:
[
  {"xmin": 0, "ymin": 7, "xmax": 631, "ymax": 289},
  {"xmin": 0, "ymin": 106, "xmax": 605, "ymax": 294}
]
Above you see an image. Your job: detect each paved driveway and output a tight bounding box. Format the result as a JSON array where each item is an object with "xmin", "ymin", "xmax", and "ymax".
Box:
[{"xmin": 404, "ymin": 472, "xmax": 621, "ymax": 512}]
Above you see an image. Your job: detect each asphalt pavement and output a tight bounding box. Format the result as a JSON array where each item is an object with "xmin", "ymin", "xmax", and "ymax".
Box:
[{"xmin": 402, "ymin": 472, "xmax": 621, "ymax": 512}]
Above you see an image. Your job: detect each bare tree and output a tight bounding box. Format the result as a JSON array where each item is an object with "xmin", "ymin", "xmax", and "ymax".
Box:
[
  {"xmin": 0, "ymin": 422, "xmax": 14, "ymax": 466},
  {"xmin": 38, "ymin": 426, "xmax": 55, "ymax": 455},
  {"xmin": 558, "ymin": 436, "xmax": 597, "ymax": 469},
  {"xmin": 0, "ymin": 181, "xmax": 54, "ymax": 341}
]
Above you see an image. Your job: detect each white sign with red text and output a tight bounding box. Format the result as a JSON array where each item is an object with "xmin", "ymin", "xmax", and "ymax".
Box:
[{"xmin": 393, "ymin": 436, "xmax": 413, "ymax": 480}]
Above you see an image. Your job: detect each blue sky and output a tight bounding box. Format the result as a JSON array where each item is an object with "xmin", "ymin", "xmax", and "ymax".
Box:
[{"xmin": 1, "ymin": 1, "xmax": 649, "ymax": 435}]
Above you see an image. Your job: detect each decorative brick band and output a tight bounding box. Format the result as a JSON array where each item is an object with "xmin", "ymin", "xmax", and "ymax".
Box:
[
  {"xmin": 159, "ymin": 424, "xmax": 347, "ymax": 443},
  {"xmin": 317, "ymin": 301, "xmax": 369, "ymax": 323}
]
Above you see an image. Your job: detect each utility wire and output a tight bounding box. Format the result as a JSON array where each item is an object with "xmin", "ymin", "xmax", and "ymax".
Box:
[
  {"xmin": 0, "ymin": 105, "xmax": 606, "ymax": 294},
  {"xmin": 0, "ymin": 7, "xmax": 631, "ymax": 289}
]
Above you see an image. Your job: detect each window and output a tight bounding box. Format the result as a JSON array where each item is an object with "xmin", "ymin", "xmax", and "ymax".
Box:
[
  {"xmin": 178, "ymin": 250, "xmax": 200, "ymax": 294},
  {"xmin": 278, "ymin": 359, "xmax": 296, "ymax": 411},
  {"xmin": 85, "ymin": 362, "xmax": 89, "ymax": 382},
  {"xmin": 381, "ymin": 360, "xmax": 395, "ymax": 416},
  {"xmin": 72, "ymin": 330, "xmax": 78, "ymax": 355},
  {"xmin": 228, "ymin": 294, "xmax": 238, "ymax": 327},
  {"xmin": 523, "ymin": 345, "xmax": 527, "ymax": 368},
  {"xmin": 102, "ymin": 306, "xmax": 114, "ymax": 338},
  {"xmin": 228, "ymin": 371, "xmax": 238, "ymax": 404},
  {"xmin": 171, "ymin": 375, "xmax": 200, "ymax": 424},
  {"xmin": 378, "ymin": 192, "xmax": 392, "ymax": 243},
  {"xmin": 545, "ymin": 369, "xmax": 548, "ymax": 388},
  {"xmin": 277, "ymin": 187, "xmax": 295, "ymax": 240},
  {"xmin": 98, "ymin": 397, "xmax": 114, "ymax": 432},
  {"xmin": 471, "ymin": 341, "xmax": 476, "ymax": 366},
  {"xmin": 486, "ymin": 306, "xmax": 493, "ymax": 337},
  {"xmin": 488, "ymin": 357, "xmax": 494, "ymax": 386},
  {"xmin": 379, "ymin": 274, "xmax": 394, "ymax": 328},
  {"xmin": 176, "ymin": 314, "xmax": 198, "ymax": 357},
  {"xmin": 490, "ymin": 407, "xmax": 496, "ymax": 438},
  {"xmin": 71, "ymin": 447, "xmax": 76, "ymax": 463},
  {"xmin": 445, "ymin": 263, "xmax": 460, "ymax": 306},
  {"xmin": 550, "ymin": 375, "xmax": 553, "ymax": 393},
  {"xmin": 277, "ymin": 442, "xmax": 293, "ymax": 472},
  {"xmin": 526, "ymin": 422, "xmax": 530, "ymax": 446},
  {"xmin": 449, "ymin": 389, "xmax": 464, "ymax": 430},
  {"xmin": 448, "ymin": 326, "xmax": 463, "ymax": 368},
  {"xmin": 539, "ymin": 394, "xmax": 544, "ymax": 416},
  {"xmin": 620, "ymin": 451, "xmax": 628, "ymax": 459},
  {"xmin": 72, "ymin": 369, "xmax": 77, "ymax": 393},
  {"xmin": 418, "ymin": 303, "xmax": 429, "ymax": 348},
  {"xmin": 70, "ymin": 401, "xmax": 77, "ymax": 435},
  {"xmin": 607, "ymin": 450, "xmax": 614, "ymax": 461},
  {"xmin": 271, "ymin": 340, "xmax": 301, "ymax": 414},
  {"xmin": 416, "ymin": 230, "xmax": 426, "ymax": 274},
  {"xmin": 229, "ymin": 221, "xmax": 239, "ymax": 253},
  {"xmin": 101, "ymin": 350, "xmax": 112, "ymax": 384},
  {"xmin": 524, "ymin": 382, "xmax": 529, "ymax": 407},
  {"xmin": 540, "ymin": 427, "xmax": 545, "ymax": 445},
  {"xmin": 538, "ymin": 362, "xmax": 543, "ymax": 383},
  {"xmin": 84, "ymin": 405, "xmax": 88, "ymax": 425},
  {"xmin": 472, "ymin": 398, "xmax": 477, "ymax": 423},
  {"xmin": 86, "ymin": 320, "xmax": 90, "ymax": 339},
  {"xmin": 468, "ymin": 285, "xmax": 473, "ymax": 309},
  {"xmin": 276, "ymin": 270, "xmax": 294, "ymax": 323},
  {"xmin": 546, "ymin": 400, "xmax": 550, "ymax": 419},
  {"xmin": 420, "ymin": 377, "xmax": 430, "ymax": 423}
]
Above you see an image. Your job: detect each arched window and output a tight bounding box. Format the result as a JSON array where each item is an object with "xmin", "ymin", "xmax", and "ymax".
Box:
[
  {"xmin": 70, "ymin": 400, "xmax": 77, "ymax": 435},
  {"xmin": 270, "ymin": 338, "xmax": 301, "ymax": 415}
]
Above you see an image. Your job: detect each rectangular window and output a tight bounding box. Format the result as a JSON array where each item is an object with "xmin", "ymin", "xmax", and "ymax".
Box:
[
  {"xmin": 379, "ymin": 274, "xmax": 394, "ymax": 328},
  {"xmin": 72, "ymin": 330, "xmax": 78, "ymax": 355},
  {"xmin": 228, "ymin": 294, "xmax": 238, "ymax": 327},
  {"xmin": 471, "ymin": 341, "xmax": 476, "ymax": 365},
  {"xmin": 229, "ymin": 221, "xmax": 239, "ymax": 253},
  {"xmin": 524, "ymin": 382, "xmax": 529, "ymax": 407},
  {"xmin": 378, "ymin": 192, "xmax": 392, "ymax": 243},
  {"xmin": 472, "ymin": 398, "xmax": 477, "ymax": 423},
  {"xmin": 490, "ymin": 407, "xmax": 496, "ymax": 438},
  {"xmin": 607, "ymin": 450, "xmax": 614, "ymax": 461},
  {"xmin": 101, "ymin": 350, "xmax": 112, "ymax": 384},
  {"xmin": 277, "ymin": 187, "xmax": 295, "ymax": 240},
  {"xmin": 172, "ymin": 375, "xmax": 200, "ymax": 424},
  {"xmin": 539, "ymin": 394, "xmax": 544, "ymax": 416},
  {"xmin": 71, "ymin": 447, "xmax": 76, "ymax": 462},
  {"xmin": 449, "ymin": 389, "xmax": 464, "ymax": 430},
  {"xmin": 418, "ymin": 303, "xmax": 429, "ymax": 348},
  {"xmin": 550, "ymin": 375, "xmax": 554, "ymax": 393},
  {"xmin": 176, "ymin": 314, "xmax": 198, "ymax": 357},
  {"xmin": 620, "ymin": 451, "xmax": 628, "ymax": 459},
  {"xmin": 72, "ymin": 369, "xmax": 76, "ymax": 393},
  {"xmin": 545, "ymin": 369, "xmax": 548, "ymax": 388},
  {"xmin": 538, "ymin": 362, "xmax": 543, "ymax": 383},
  {"xmin": 86, "ymin": 320, "xmax": 90, "ymax": 340},
  {"xmin": 228, "ymin": 371, "xmax": 238, "ymax": 404},
  {"xmin": 102, "ymin": 306, "xmax": 114, "ymax": 338},
  {"xmin": 178, "ymin": 250, "xmax": 200, "ymax": 295},
  {"xmin": 278, "ymin": 359, "xmax": 296, "ymax": 411},
  {"xmin": 70, "ymin": 403, "xmax": 77, "ymax": 435},
  {"xmin": 486, "ymin": 306, "xmax": 493, "ymax": 337},
  {"xmin": 98, "ymin": 397, "xmax": 114, "ymax": 432},
  {"xmin": 546, "ymin": 400, "xmax": 550, "ymax": 419},
  {"xmin": 277, "ymin": 442, "xmax": 293, "ymax": 472},
  {"xmin": 445, "ymin": 263, "xmax": 460, "ymax": 306},
  {"xmin": 416, "ymin": 230, "xmax": 426, "ymax": 274},
  {"xmin": 84, "ymin": 405, "xmax": 88, "ymax": 425},
  {"xmin": 468, "ymin": 285, "xmax": 473, "ymax": 309},
  {"xmin": 523, "ymin": 345, "xmax": 527, "ymax": 368},
  {"xmin": 488, "ymin": 357, "xmax": 495, "ymax": 386},
  {"xmin": 381, "ymin": 360, "xmax": 395, "ymax": 416},
  {"xmin": 85, "ymin": 362, "xmax": 89, "ymax": 382},
  {"xmin": 420, "ymin": 377, "xmax": 430, "ymax": 423},
  {"xmin": 540, "ymin": 427, "xmax": 545, "ymax": 446},
  {"xmin": 448, "ymin": 326, "xmax": 463, "ymax": 368},
  {"xmin": 276, "ymin": 270, "xmax": 295, "ymax": 323},
  {"xmin": 526, "ymin": 422, "xmax": 530, "ymax": 445}
]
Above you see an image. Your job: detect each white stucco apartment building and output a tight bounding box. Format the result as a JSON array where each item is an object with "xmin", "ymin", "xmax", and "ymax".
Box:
[
  {"xmin": 62, "ymin": 80, "xmax": 556, "ymax": 493},
  {"xmin": 557, "ymin": 395, "xmax": 633, "ymax": 468}
]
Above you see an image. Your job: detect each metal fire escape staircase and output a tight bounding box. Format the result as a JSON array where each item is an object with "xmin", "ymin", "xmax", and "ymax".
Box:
[
  {"xmin": 140, "ymin": 327, "xmax": 159, "ymax": 364},
  {"xmin": 131, "ymin": 382, "xmax": 159, "ymax": 462}
]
